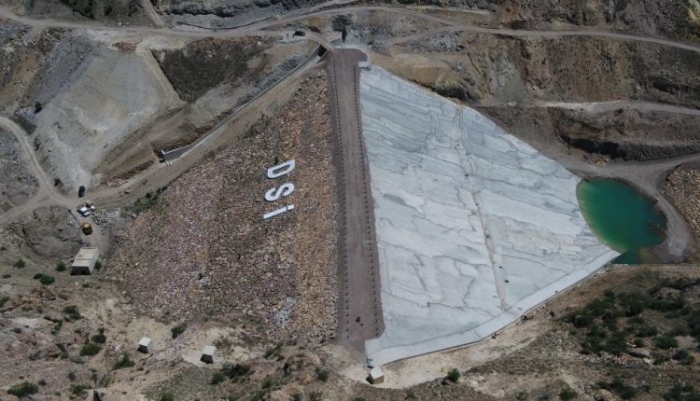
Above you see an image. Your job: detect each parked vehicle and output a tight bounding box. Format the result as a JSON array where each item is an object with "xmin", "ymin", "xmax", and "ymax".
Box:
[
  {"xmin": 293, "ymin": 30, "xmax": 306, "ymax": 37},
  {"xmin": 85, "ymin": 201, "xmax": 96, "ymax": 211},
  {"xmin": 77, "ymin": 206, "xmax": 91, "ymax": 217},
  {"xmin": 78, "ymin": 186, "xmax": 86, "ymax": 198}
]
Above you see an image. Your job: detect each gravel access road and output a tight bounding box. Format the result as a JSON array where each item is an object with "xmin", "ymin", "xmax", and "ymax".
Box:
[{"xmin": 327, "ymin": 49, "xmax": 384, "ymax": 356}]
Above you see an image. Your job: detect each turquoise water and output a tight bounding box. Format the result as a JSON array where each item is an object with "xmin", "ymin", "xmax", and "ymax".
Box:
[{"xmin": 577, "ymin": 178, "xmax": 667, "ymax": 264}]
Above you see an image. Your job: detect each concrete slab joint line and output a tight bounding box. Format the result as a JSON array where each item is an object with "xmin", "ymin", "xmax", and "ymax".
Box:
[
  {"xmin": 327, "ymin": 49, "xmax": 385, "ymax": 355},
  {"xmin": 359, "ymin": 66, "xmax": 619, "ymax": 365}
]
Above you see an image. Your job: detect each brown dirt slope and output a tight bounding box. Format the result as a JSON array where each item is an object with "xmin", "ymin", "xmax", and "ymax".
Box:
[
  {"xmin": 152, "ymin": 37, "xmax": 274, "ymax": 102},
  {"xmin": 664, "ymin": 164, "xmax": 700, "ymax": 254},
  {"xmin": 382, "ymin": 33, "xmax": 700, "ymax": 162},
  {"xmin": 111, "ymin": 70, "xmax": 338, "ymax": 345}
]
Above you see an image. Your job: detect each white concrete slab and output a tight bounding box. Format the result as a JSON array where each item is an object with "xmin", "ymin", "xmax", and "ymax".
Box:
[{"xmin": 360, "ymin": 67, "xmax": 619, "ymax": 366}]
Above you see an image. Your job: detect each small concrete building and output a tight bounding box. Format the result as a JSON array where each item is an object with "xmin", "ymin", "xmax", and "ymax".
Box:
[
  {"xmin": 200, "ymin": 345, "xmax": 216, "ymax": 364},
  {"xmin": 138, "ymin": 337, "xmax": 153, "ymax": 354},
  {"xmin": 367, "ymin": 366, "xmax": 384, "ymax": 384},
  {"xmin": 71, "ymin": 247, "xmax": 100, "ymax": 275}
]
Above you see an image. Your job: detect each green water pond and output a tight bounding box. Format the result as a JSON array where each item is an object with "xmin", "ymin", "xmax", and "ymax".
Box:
[{"xmin": 577, "ymin": 178, "xmax": 667, "ymax": 264}]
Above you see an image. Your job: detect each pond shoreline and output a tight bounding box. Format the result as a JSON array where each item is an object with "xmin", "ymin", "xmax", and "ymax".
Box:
[{"xmin": 561, "ymin": 154, "xmax": 697, "ymax": 263}]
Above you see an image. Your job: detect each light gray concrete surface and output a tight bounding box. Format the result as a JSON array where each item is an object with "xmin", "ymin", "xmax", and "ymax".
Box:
[{"xmin": 360, "ymin": 67, "xmax": 619, "ymax": 366}]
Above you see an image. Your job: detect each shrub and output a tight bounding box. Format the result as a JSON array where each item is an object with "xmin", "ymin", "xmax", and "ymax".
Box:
[
  {"xmin": 80, "ymin": 343, "xmax": 101, "ymax": 356},
  {"xmin": 7, "ymin": 381, "xmax": 38, "ymax": 397},
  {"xmin": 0, "ymin": 296, "xmax": 9, "ymax": 308},
  {"xmin": 2, "ymin": 273, "xmax": 10, "ymax": 278},
  {"xmin": 672, "ymin": 349, "xmax": 695, "ymax": 365},
  {"xmin": 445, "ymin": 368, "xmax": 460, "ymax": 383},
  {"xmin": 38, "ymin": 379, "xmax": 46, "ymax": 386},
  {"xmin": 94, "ymin": 260, "xmax": 102, "ymax": 270},
  {"xmin": 63, "ymin": 305, "xmax": 82, "ymax": 321},
  {"xmin": 113, "ymin": 354, "xmax": 135, "ymax": 370},
  {"xmin": 14, "ymin": 259, "xmax": 25, "ymax": 268},
  {"xmin": 171, "ymin": 324, "xmax": 186, "ymax": 339},
  {"xmin": 161, "ymin": 393, "xmax": 174, "ymax": 401},
  {"xmin": 211, "ymin": 372, "xmax": 225, "ymax": 385},
  {"xmin": 261, "ymin": 377, "xmax": 274, "ymax": 389},
  {"xmin": 559, "ymin": 388, "xmax": 577, "ymax": 400},
  {"xmin": 34, "ymin": 102, "xmax": 42, "ymax": 113},
  {"xmin": 310, "ymin": 392, "xmax": 323, "ymax": 401},
  {"xmin": 39, "ymin": 274, "xmax": 55, "ymax": 285},
  {"xmin": 316, "ymin": 368, "xmax": 329, "ymax": 382},
  {"xmin": 221, "ymin": 363, "xmax": 252, "ymax": 379},
  {"xmin": 56, "ymin": 261, "xmax": 67, "ymax": 272},
  {"xmin": 67, "ymin": 371, "xmax": 76, "ymax": 381},
  {"xmin": 664, "ymin": 384, "xmax": 699, "ymax": 401},
  {"xmin": 70, "ymin": 384, "xmax": 90, "ymax": 396},
  {"xmin": 637, "ymin": 325, "xmax": 658, "ymax": 337},
  {"xmin": 263, "ymin": 342, "xmax": 283, "ymax": 359},
  {"xmin": 655, "ymin": 336, "xmax": 679, "ymax": 350},
  {"xmin": 33, "ymin": 273, "xmax": 43, "ymax": 279},
  {"xmin": 91, "ymin": 329, "xmax": 107, "ymax": 344},
  {"xmin": 598, "ymin": 377, "xmax": 637, "ymax": 399}
]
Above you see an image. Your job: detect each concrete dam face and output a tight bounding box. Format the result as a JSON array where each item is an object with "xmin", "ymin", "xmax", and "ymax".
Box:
[{"xmin": 359, "ymin": 66, "xmax": 618, "ymax": 365}]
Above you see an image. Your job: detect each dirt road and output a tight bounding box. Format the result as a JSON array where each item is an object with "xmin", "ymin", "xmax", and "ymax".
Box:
[
  {"xmin": 327, "ymin": 49, "xmax": 384, "ymax": 356},
  {"xmin": 140, "ymin": 0, "xmax": 165, "ymax": 28},
  {"xmin": 478, "ymin": 101, "xmax": 700, "ymax": 116},
  {"xmin": 0, "ymin": 117, "xmax": 73, "ymax": 223},
  {"xmin": 3, "ymin": 5, "xmax": 700, "ymax": 54}
]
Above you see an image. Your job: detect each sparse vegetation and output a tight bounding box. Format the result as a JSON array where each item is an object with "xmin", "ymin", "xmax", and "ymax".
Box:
[
  {"xmin": 316, "ymin": 368, "xmax": 329, "ymax": 382},
  {"xmin": 565, "ymin": 279, "xmax": 699, "ymax": 364},
  {"xmin": 221, "ymin": 363, "xmax": 253, "ymax": 381},
  {"xmin": 445, "ymin": 368, "xmax": 460, "ymax": 383},
  {"xmin": 7, "ymin": 381, "xmax": 38, "ymax": 397},
  {"xmin": 128, "ymin": 192, "xmax": 163, "ymax": 215},
  {"xmin": 62, "ymin": 0, "xmax": 95, "ymax": 18},
  {"xmin": 171, "ymin": 323, "xmax": 186, "ymax": 339},
  {"xmin": 63, "ymin": 305, "xmax": 82, "ymax": 321},
  {"xmin": 80, "ymin": 342, "xmax": 101, "ymax": 356},
  {"xmin": 32, "ymin": 273, "xmax": 55, "ymax": 285},
  {"xmin": 211, "ymin": 372, "xmax": 225, "ymax": 385},
  {"xmin": 113, "ymin": 353, "xmax": 135, "ymax": 370},
  {"xmin": 70, "ymin": 384, "xmax": 91, "ymax": 396},
  {"xmin": 263, "ymin": 342, "xmax": 283, "ymax": 359},
  {"xmin": 14, "ymin": 258, "xmax": 25, "ymax": 268},
  {"xmin": 91, "ymin": 328, "xmax": 107, "ymax": 344},
  {"xmin": 672, "ymin": 349, "xmax": 695, "ymax": 365},
  {"xmin": 598, "ymin": 377, "xmax": 637, "ymax": 400},
  {"xmin": 664, "ymin": 384, "xmax": 700, "ymax": 401},
  {"xmin": 655, "ymin": 335, "xmax": 679, "ymax": 350},
  {"xmin": 559, "ymin": 388, "xmax": 577, "ymax": 400}
]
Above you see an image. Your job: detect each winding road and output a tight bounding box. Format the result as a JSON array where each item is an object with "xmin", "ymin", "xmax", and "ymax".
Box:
[{"xmin": 1, "ymin": 2, "xmax": 700, "ymax": 261}]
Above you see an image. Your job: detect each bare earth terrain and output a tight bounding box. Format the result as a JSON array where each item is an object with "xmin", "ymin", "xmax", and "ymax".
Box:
[{"xmin": 1, "ymin": 1, "xmax": 700, "ymax": 400}]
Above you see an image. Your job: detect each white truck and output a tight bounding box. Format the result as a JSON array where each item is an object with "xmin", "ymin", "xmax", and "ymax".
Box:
[{"xmin": 77, "ymin": 206, "xmax": 91, "ymax": 217}]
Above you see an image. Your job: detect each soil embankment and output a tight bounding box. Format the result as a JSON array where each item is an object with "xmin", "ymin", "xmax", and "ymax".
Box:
[{"xmin": 111, "ymin": 70, "xmax": 339, "ymax": 345}]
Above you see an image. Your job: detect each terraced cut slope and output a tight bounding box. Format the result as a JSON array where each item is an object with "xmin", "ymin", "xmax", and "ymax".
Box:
[{"xmin": 360, "ymin": 67, "xmax": 619, "ymax": 365}]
